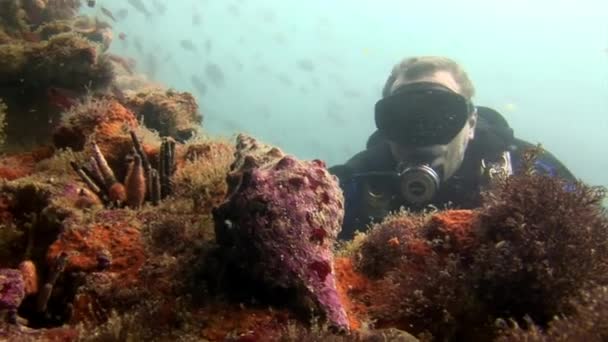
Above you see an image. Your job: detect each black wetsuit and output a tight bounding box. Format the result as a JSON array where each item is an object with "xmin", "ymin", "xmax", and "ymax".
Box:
[{"xmin": 329, "ymin": 107, "xmax": 575, "ymax": 240}]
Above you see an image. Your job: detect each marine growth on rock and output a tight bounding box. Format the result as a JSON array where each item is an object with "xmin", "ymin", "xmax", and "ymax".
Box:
[{"xmin": 213, "ymin": 134, "xmax": 349, "ymax": 330}]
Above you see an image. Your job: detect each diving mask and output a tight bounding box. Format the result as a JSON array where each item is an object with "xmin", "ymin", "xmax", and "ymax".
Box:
[{"xmin": 375, "ymin": 82, "xmax": 475, "ymax": 147}]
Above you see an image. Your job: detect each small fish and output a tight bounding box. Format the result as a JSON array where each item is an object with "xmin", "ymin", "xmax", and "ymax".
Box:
[
  {"xmin": 327, "ymin": 111, "xmax": 346, "ymax": 125},
  {"xmin": 127, "ymin": 0, "xmax": 152, "ymax": 17},
  {"xmin": 100, "ymin": 7, "xmax": 116, "ymax": 22},
  {"xmin": 179, "ymin": 39, "xmax": 197, "ymax": 52},
  {"xmin": 151, "ymin": 0, "xmax": 167, "ymax": 15},
  {"xmin": 256, "ymin": 64, "xmax": 270, "ymax": 74},
  {"xmin": 118, "ymin": 32, "xmax": 127, "ymax": 40},
  {"xmin": 190, "ymin": 76, "xmax": 207, "ymax": 96},
  {"xmin": 326, "ymin": 100, "xmax": 345, "ymax": 124},
  {"xmin": 192, "ymin": 13, "xmax": 201, "ymax": 26},
  {"xmin": 296, "ymin": 59, "xmax": 315, "ymax": 72},
  {"xmin": 260, "ymin": 8, "xmax": 275, "ymax": 23},
  {"xmin": 105, "ymin": 53, "xmax": 135, "ymax": 74},
  {"xmin": 232, "ymin": 58, "xmax": 243, "ymax": 72},
  {"xmin": 133, "ymin": 37, "xmax": 144, "ymax": 54},
  {"xmin": 204, "ymin": 39, "xmax": 212, "ymax": 54},
  {"xmin": 343, "ymin": 89, "xmax": 361, "ymax": 98},
  {"xmin": 227, "ymin": 4, "xmax": 240, "ymax": 16},
  {"xmin": 87, "ymin": 0, "xmax": 95, "ymax": 8},
  {"xmin": 116, "ymin": 8, "xmax": 129, "ymax": 20},
  {"xmin": 273, "ymin": 32, "xmax": 287, "ymax": 45},
  {"xmin": 146, "ymin": 53, "xmax": 158, "ymax": 79},
  {"xmin": 277, "ymin": 73, "xmax": 293, "ymax": 86},
  {"xmin": 47, "ymin": 87, "xmax": 78, "ymax": 111},
  {"xmin": 205, "ymin": 63, "xmax": 225, "ymax": 87},
  {"xmin": 215, "ymin": 117, "xmax": 242, "ymax": 132}
]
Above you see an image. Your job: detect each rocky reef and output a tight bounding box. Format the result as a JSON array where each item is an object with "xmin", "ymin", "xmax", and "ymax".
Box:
[
  {"xmin": 213, "ymin": 134, "xmax": 348, "ymax": 331},
  {"xmin": 1, "ymin": 1, "xmax": 608, "ymax": 342}
]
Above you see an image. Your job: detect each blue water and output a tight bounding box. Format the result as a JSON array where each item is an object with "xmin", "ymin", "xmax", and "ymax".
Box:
[{"xmin": 84, "ymin": 0, "xmax": 608, "ymax": 188}]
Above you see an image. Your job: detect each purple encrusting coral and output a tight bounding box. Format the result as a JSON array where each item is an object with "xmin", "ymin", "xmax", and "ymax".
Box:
[
  {"xmin": 0, "ymin": 269, "xmax": 25, "ymax": 313},
  {"xmin": 214, "ymin": 134, "xmax": 348, "ymax": 330}
]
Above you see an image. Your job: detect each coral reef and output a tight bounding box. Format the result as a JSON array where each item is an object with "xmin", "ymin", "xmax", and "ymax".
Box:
[
  {"xmin": 0, "ymin": 268, "xmax": 25, "ymax": 321},
  {"xmin": 0, "ymin": 98, "xmax": 6, "ymax": 146},
  {"xmin": 124, "ymin": 88, "xmax": 203, "ymax": 142},
  {"xmin": 69, "ymin": 131, "xmax": 175, "ymax": 208},
  {"xmin": 470, "ymin": 159, "xmax": 608, "ymax": 325},
  {"xmin": 2, "ymin": 118, "xmax": 607, "ymax": 341},
  {"xmin": 0, "ymin": 146, "xmax": 55, "ymax": 180},
  {"xmin": 497, "ymin": 286, "xmax": 608, "ymax": 341},
  {"xmin": 171, "ymin": 137, "xmax": 235, "ymax": 213},
  {"xmin": 1, "ymin": 0, "xmax": 607, "ymax": 340},
  {"xmin": 213, "ymin": 134, "xmax": 349, "ymax": 330},
  {"xmin": 0, "ymin": 32, "xmax": 112, "ymax": 90},
  {"xmin": 0, "ymin": 0, "xmax": 115, "ymax": 150},
  {"xmin": 52, "ymin": 96, "xmax": 138, "ymax": 154},
  {"xmin": 341, "ymin": 153, "xmax": 608, "ymax": 341}
]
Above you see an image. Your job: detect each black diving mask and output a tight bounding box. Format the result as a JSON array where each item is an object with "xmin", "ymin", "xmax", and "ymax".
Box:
[{"xmin": 375, "ymin": 82, "xmax": 475, "ymax": 147}]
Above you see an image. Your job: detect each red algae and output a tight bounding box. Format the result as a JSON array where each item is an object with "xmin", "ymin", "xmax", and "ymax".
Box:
[
  {"xmin": 46, "ymin": 217, "xmax": 146, "ymax": 286},
  {"xmin": 425, "ymin": 209, "xmax": 479, "ymax": 256},
  {"xmin": 0, "ymin": 146, "xmax": 54, "ymax": 181},
  {"xmin": 334, "ymin": 257, "xmax": 372, "ymax": 330}
]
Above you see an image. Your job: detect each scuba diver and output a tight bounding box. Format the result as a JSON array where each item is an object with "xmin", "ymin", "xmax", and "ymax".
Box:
[{"xmin": 329, "ymin": 56, "xmax": 575, "ymax": 240}]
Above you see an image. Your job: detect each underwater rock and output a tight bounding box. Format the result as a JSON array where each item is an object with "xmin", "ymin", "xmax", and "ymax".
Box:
[
  {"xmin": 0, "ymin": 98, "xmax": 6, "ymax": 146},
  {"xmin": 471, "ymin": 166, "xmax": 608, "ymax": 326},
  {"xmin": 0, "ymin": 146, "xmax": 54, "ymax": 181},
  {"xmin": 0, "ymin": 31, "xmax": 114, "ymax": 148},
  {"xmin": 172, "ymin": 138, "xmax": 236, "ymax": 213},
  {"xmin": 46, "ymin": 210, "xmax": 146, "ymax": 286},
  {"xmin": 53, "ymin": 97, "xmax": 138, "ymax": 151},
  {"xmin": 53, "ymin": 97, "xmax": 138, "ymax": 178},
  {"xmin": 0, "ymin": 1, "xmax": 116, "ymax": 150},
  {"xmin": 0, "ymin": 32, "xmax": 113, "ymax": 91},
  {"xmin": 1, "ymin": 0, "xmax": 83, "ymax": 32},
  {"xmin": 124, "ymin": 89, "xmax": 203, "ymax": 142},
  {"xmin": 342, "ymin": 164, "xmax": 608, "ymax": 340},
  {"xmin": 213, "ymin": 134, "xmax": 349, "ymax": 330},
  {"xmin": 496, "ymin": 285, "xmax": 608, "ymax": 341},
  {"xmin": 0, "ymin": 268, "xmax": 25, "ymax": 315},
  {"xmin": 0, "ymin": 322, "xmax": 78, "ymax": 341},
  {"xmin": 349, "ymin": 209, "xmax": 472, "ymax": 339}
]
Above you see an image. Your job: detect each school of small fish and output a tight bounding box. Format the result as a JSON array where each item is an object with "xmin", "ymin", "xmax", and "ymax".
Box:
[{"xmin": 85, "ymin": 0, "xmax": 363, "ymax": 157}]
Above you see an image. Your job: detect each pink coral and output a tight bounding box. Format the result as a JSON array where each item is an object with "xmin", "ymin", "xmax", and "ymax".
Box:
[{"xmin": 213, "ymin": 134, "xmax": 348, "ymax": 330}]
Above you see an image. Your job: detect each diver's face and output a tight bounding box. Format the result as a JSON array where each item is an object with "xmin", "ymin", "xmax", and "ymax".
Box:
[{"xmin": 388, "ymin": 71, "xmax": 478, "ymax": 180}]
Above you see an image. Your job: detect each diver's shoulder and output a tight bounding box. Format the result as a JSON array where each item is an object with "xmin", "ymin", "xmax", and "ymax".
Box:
[
  {"xmin": 329, "ymin": 142, "xmax": 393, "ymax": 180},
  {"xmin": 509, "ymin": 137, "xmax": 576, "ymax": 181}
]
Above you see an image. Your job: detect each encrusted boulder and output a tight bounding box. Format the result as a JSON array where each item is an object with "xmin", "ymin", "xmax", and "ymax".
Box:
[{"xmin": 213, "ymin": 134, "xmax": 348, "ymax": 330}]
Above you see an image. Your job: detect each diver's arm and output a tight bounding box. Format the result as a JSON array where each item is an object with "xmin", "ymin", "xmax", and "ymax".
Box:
[{"xmin": 329, "ymin": 164, "xmax": 363, "ymax": 239}]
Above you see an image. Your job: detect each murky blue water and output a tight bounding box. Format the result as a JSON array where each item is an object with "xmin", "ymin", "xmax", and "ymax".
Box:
[{"xmin": 84, "ymin": 0, "xmax": 608, "ymax": 189}]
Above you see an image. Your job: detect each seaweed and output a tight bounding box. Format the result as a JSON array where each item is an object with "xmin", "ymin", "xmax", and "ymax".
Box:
[{"xmin": 472, "ymin": 149, "xmax": 608, "ymax": 326}]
